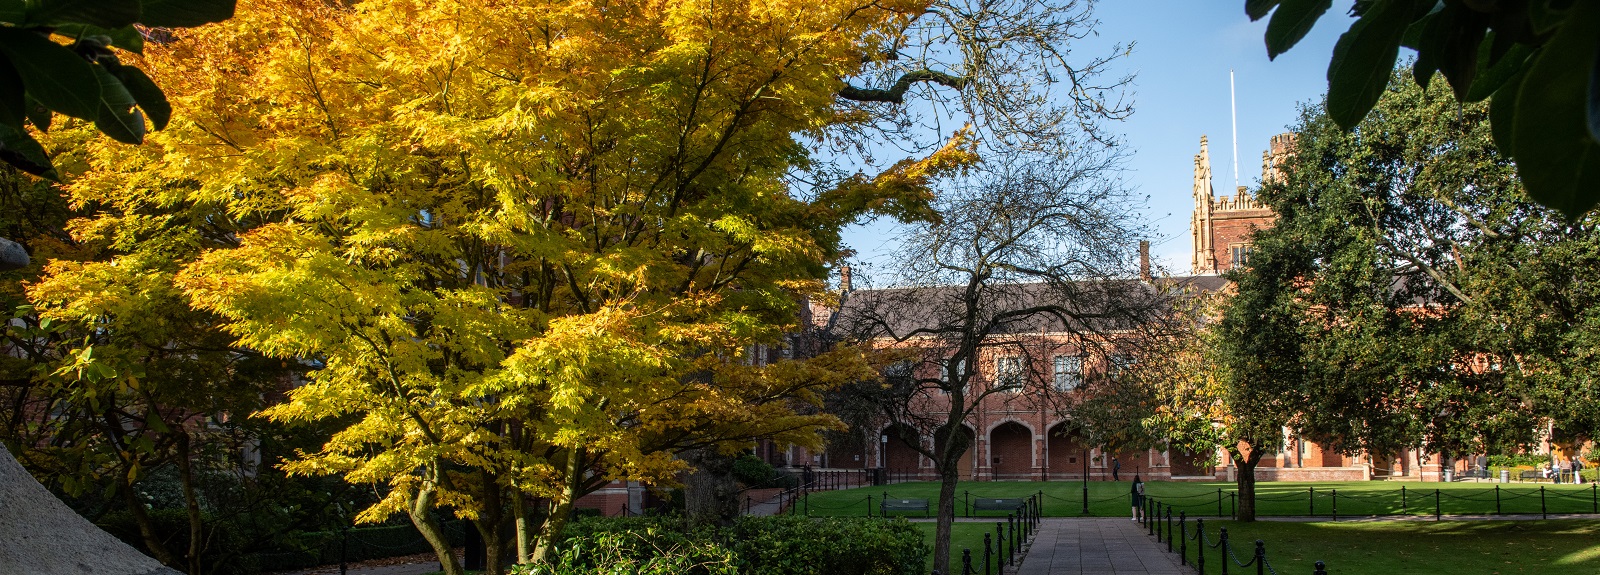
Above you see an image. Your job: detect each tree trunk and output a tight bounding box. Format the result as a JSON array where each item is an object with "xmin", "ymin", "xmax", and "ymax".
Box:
[
  {"xmin": 513, "ymin": 491, "xmax": 531, "ymax": 564},
  {"xmin": 682, "ymin": 448, "xmax": 739, "ymax": 526},
  {"xmin": 1233, "ymin": 449, "xmax": 1263, "ymax": 522},
  {"xmin": 932, "ymin": 464, "xmax": 959, "ymax": 575},
  {"xmin": 532, "ymin": 450, "xmax": 582, "ymax": 563},
  {"xmin": 474, "ymin": 469, "xmax": 507, "ymax": 575},
  {"xmin": 117, "ymin": 477, "xmax": 180, "ymax": 568},
  {"xmin": 175, "ymin": 433, "xmax": 205, "ymax": 575},
  {"xmin": 409, "ymin": 464, "xmax": 463, "ymax": 575}
]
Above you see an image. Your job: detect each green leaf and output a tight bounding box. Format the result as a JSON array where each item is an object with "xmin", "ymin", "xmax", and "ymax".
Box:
[
  {"xmin": 1246, "ymin": 0, "xmax": 1281, "ymax": 21},
  {"xmin": 139, "ymin": 0, "xmax": 235, "ymax": 27},
  {"xmin": 1589, "ymin": 37, "xmax": 1600, "ymax": 145},
  {"xmin": 22, "ymin": 0, "xmax": 139, "ymax": 28},
  {"xmin": 0, "ymin": 122, "xmax": 57, "ymax": 179},
  {"xmin": 1464, "ymin": 39, "xmax": 1531, "ymax": 103},
  {"xmin": 1511, "ymin": 1, "xmax": 1600, "ymax": 221},
  {"xmin": 103, "ymin": 61, "xmax": 167, "ymax": 130},
  {"xmin": 23, "ymin": 95, "xmax": 50, "ymax": 132},
  {"xmin": 0, "ymin": 0, "xmax": 24, "ymax": 23},
  {"xmin": 0, "ymin": 28, "xmax": 100, "ymax": 120},
  {"xmin": 0, "ymin": 59, "xmax": 23, "ymax": 128},
  {"xmin": 1406, "ymin": 9, "xmax": 1446, "ymax": 88},
  {"xmin": 90, "ymin": 65, "xmax": 143, "ymax": 144},
  {"xmin": 1265, "ymin": 0, "xmax": 1332, "ymax": 60},
  {"xmin": 1432, "ymin": 8, "xmax": 1487, "ymax": 102},
  {"xmin": 1489, "ymin": 68, "xmax": 1524, "ymax": 158},
  {"xmin": 1326, "ymin": 0, "xmax": 1424, "ymax": 129},
  {"xmin": 54, "ymin": 23, "xmax": 143, "ymax": 53}
]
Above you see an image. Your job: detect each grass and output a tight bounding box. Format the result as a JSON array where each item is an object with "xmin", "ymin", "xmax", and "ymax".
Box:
[
  {"xmin": 1171, "ymin": 519, "xmax": 1600, "ymax": 574},
  {"xmin": 909, "ymin": 521, "xmax": 1008, "ymax": 574},
  {"xmin": 795, "ymin": 480, "xmax": 1600, "ymax": 518}
]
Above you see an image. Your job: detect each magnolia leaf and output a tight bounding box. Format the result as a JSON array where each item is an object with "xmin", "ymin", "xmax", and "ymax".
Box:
[
  {"xmin": 91, "ymin": 65, "xmax": 144, "ymax": 144},
  {"xmin": 139, "ymin": 0, "xmax": 235, "ymax": 27},
  {"xmin": 1246, "ymin": 0, "xmax": 1281, "ymax": 21},
  {"xmin": 54, "ymin": 23, "xmax": 144, "ymax": 54},
  {"xmin": 22, "ymin": 0, "xmax": 139, "ymax": 28},
  {"xmin": 23, "ymin": 95, "xmax": 50, "ymax": 132},
  {"xmin": 1326, "ymin": 0, "xmax": 1423, "ymax": 129},
  {"xmin": 1490, "ymin": 68, "xmax": 1525, "ymax": 158},
  {"xmin": 1264, "ymin": 0, "xmax": 1332, "ymax": 60},
  {"xmin": 0, "ymin": 122, "xmax": 57, "ymax": 179},
  {"xmin": 0, "ymin": 59, "xmax": 22, "ymax": 128},
  {"xmin": 103, "ymin": 61, "xmax": 167, "ymax": 130},
  {"xmin": 1510, "ymin": 1, "xmax": 1600, "ymax": 221},
  {"xmin": 0, "ymin": 28, "xmax": 100, "ymax": 120}
]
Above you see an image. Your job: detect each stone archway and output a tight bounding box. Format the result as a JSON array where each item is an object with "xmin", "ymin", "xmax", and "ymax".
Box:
[
  {"xmin": 989, "ymin": 422, "xmax": 1033, "ymax": 480},
  {"xmin": 1046, "ymin": 422, "xmax": 1089, "ymax": 480},
  {"xmin": 882, "ymin": 423, "xmax": 923, "ymax": 473}
]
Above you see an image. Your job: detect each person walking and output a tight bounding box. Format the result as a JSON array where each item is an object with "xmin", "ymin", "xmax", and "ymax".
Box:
[
  {"xmin": 1112, "ymin": 457, "xmax": 1121, "ymax": 481},
  {"xmin": 1130, "ymin": 475, "xmax": 1145, "ymax": 521}
]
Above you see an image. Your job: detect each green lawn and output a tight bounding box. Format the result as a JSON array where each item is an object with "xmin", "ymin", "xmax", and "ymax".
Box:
[
  {"xmin": 909, "ymin": 521, "xmax": 1016, "ymax": 574},
  {"xmin": 1172, "ymin": 519, "xmax": 1600, "ymax": 574},
  {"xmin": 795, "ymin": 480, "xmax": 1600, "ymax": 518}
]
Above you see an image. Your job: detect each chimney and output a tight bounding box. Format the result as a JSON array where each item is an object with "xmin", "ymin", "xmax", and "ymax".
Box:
[
  {"xmin": 1139, "ymin": 240, "xmax": 1151, "ymax": 282},
  {"xmin": 839, "ymin": 265, "xmax": 852, "ymax": 293}
]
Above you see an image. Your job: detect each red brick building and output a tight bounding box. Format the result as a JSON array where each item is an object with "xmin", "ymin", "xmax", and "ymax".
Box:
[{"xmin": 769, "ymin": 135, "xmax": 1453, "ymax": 484}]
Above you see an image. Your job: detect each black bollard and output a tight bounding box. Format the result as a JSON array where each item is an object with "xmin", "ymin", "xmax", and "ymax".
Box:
[
  {"xmin": 984, "ymin": 532, "xmax": 993, "ymax": 575},
  {"xmin": 1219, "ymin": 527, "xmax": 1229, "ymax": 575},
  {"xmin": 1402, "ymin": 485, "xmax": 1407, "ymax": 515},
  {"xmin": 1180, "ymin": 511, "xmax": 1188, "ymax": 566},
  {"xmin": 1253, "ymin": 540, "xmax": 1265, "ymax": 575},
  {"xmin": 1495, "ymin": 486, "xmax": 1501, "ymax": 515},
  {"xmin": 963, "ymin": 548, "xmax": 973, "ymax": 575},
  {"xmin": 1009, "ymin": 513, "xmax": 1018, "ymax": 565},
  {"xmin": 996, "ymin": 522, "xmax": 1005, "ymax": 568},
  {"xmin": 1332, "ymin": 489, "xmax": 1338, "ymax": 521},
  {"xmin": 1434, "ymin": 489, "xmax": 1441, "ymax": 521},
  {"xmin": 964, "ymin": 490, "xmax": 971, "ymax": 518},
  {"xmin": 1196, "ymin": 518, "xmax": 1206, "ymax": 575},
  {"xmin": 1166, "ymin": 505, "xmax": 1174, "ymax": 553},
  {"xmin": 1309, "ymin": 486, "xmax": 1315, "ymax": 516},
  {"xmin": 1542, "ymin": 486, "xmax": 1547, "ymax": 519},
  {"xmin": 1218, "ymin": 488, "xmax": 1224, "ymax": 518},
  {"xmin": 1314, "ymin": 560, "xmax": 1328, "ymax": 575}
]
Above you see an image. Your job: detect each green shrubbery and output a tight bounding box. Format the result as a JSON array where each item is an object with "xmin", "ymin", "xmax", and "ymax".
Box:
[
  {"xmin": 1488, "ymin": 454, "xmax": 1552, "ymax": 468},
  {"xmin": 517, "ymin": 515, "xmax": 927, "ymax": 575},
  {"xmin": 730, "ymin": 455, "xmax": 797, "ymax": 489}
]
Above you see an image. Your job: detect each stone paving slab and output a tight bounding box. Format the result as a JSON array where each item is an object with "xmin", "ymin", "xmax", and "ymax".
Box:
[{"xmin": 1015, "ymin": 518, "xmax": 1189, "ymax": 575}]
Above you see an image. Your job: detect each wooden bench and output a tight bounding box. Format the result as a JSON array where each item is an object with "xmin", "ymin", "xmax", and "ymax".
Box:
[
  {"xmin": 880, "ymin": 497, "xmax": 930, "ymax": 517},
  {"xmin": 969, "ymin": 497, "xmax": 1026, "ymax": 517}
]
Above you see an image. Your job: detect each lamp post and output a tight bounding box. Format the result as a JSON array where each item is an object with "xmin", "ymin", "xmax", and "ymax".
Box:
[{"xmin": 1082, "ymin": 445, "xmax": 1090, "ymax": 514}]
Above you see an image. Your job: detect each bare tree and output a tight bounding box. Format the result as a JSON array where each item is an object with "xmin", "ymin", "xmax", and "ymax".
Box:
[{"xmin": 833, "ymin": 145, "xmax": 1159, "ymax": 573}]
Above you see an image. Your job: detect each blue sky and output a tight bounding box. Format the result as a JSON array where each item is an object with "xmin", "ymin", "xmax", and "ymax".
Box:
[{"xmin": 840, "ymin": 1, "xmax": 1354, "ymax": 280}]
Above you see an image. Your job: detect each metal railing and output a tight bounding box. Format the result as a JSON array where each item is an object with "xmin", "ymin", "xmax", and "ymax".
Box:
[
  {"xmin": 952, "ymin": 493, "xmax": 1043, "ymax": 575},
  {"xmin": 1141, "ymin": 498, "xmax": 1328, "ymax": 575}
]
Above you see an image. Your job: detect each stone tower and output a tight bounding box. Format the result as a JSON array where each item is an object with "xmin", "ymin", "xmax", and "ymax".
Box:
[{"xmin": 1190, "ymin": 134, "xmax": 1283, "ymax": 274}]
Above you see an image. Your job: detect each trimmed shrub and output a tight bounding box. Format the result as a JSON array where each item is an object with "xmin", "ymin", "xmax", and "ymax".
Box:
[
  {"xmin": 519, "ymin": 515, "xmax": 927, "ymax": 575},
  {"xmin": 732, "ymin": 455, "xmax": 778, "ymax": 488}
]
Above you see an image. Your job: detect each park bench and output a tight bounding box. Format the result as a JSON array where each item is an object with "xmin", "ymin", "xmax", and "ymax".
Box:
[
  {"xmin": 880, "ymin": 497, "xmax": 929, "ymax": 517},
  {"xmin": 1518, "ymin": 470, "xmax": 1547, "ymax": 482},
  {"xmin": 968, "ymin": 497, "xmax": 1026, "ymax": 517}
]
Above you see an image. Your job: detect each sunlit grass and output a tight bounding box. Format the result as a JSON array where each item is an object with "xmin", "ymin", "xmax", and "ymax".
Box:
[{"xmin": 796, "ymin": 480, "xmax": 1600, "ymax": 518}]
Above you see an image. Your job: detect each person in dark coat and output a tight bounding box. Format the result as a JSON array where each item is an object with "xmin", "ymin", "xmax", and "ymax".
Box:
[{"xmin": 1130, "ymin": 475, "xmax": 1145, "ymax": 521}]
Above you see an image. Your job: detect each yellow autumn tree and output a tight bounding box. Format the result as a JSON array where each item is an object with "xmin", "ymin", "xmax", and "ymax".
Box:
[{"xmin": 36, "ymin": 0, "xmax": 973, "ymax": 572}]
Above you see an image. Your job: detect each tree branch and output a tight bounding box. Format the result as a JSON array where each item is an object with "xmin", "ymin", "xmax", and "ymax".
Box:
[{"xmin": 838, "ymin": 70, "xmax": 968, "ymax": 103}]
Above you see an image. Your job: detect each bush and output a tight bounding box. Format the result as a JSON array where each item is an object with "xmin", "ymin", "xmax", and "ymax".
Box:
[
  {"xmin": 732, "ymin": 455, "xmax": 777, "ymax": 488},
  {"xmin": 519, "ymin": 515, "xmax": 927, "ymax": 575},
  {"xmin": 1488, "ymin": 454, "xmax": 1550, "ymax": 468}
]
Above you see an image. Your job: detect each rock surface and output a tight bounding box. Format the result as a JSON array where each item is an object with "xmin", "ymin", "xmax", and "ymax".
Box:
[{"xmin": 0, "ymin": 445, "xmax": 180, "ymax": 574}]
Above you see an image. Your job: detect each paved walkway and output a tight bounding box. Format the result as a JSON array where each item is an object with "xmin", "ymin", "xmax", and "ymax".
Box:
[{"xmin": 1015, "ymin": 518, "xmax": 1189, "ymax": 575}]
